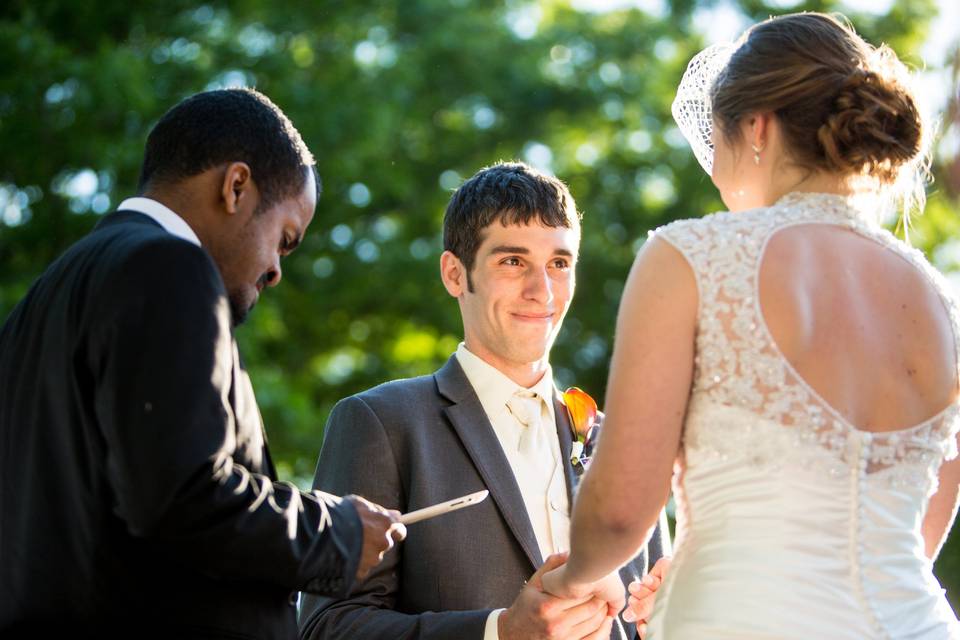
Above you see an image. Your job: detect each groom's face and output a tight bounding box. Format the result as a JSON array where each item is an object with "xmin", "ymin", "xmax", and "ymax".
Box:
[{"xmin": 457, "ymin": 221, "xmax": 579, "ymax": 371}]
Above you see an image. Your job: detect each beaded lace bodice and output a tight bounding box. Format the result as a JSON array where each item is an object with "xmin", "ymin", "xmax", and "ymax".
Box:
[{"xmin": 654, "ymin": 192, "xmax": 960, "ymax": 493}]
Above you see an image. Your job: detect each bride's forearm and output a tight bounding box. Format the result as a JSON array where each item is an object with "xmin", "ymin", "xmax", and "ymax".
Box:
[
  {"xmin": 560, "ymin": 236, "xmax": 693, "ymax": 587},
  {"xmin": 563, "ymin": 464, "xmax": 670, "ymax": 585}
]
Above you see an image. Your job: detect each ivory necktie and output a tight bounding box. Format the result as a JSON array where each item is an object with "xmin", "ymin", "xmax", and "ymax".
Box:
[{"xmin": 507, "ymin": 390, "xmax": 547, "ymax": 459}]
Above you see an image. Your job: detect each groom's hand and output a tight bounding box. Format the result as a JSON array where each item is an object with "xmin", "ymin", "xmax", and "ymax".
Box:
[
  {"xmin": 345, "ymin": 495, "xmax": 406, "ymax": 582},
  {"xmin": 498, "ymin": 552, "xmax": 613, "ymax": 640}
]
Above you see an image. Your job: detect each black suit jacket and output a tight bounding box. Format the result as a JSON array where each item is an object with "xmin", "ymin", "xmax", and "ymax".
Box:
[
  {"xmin": 299, "ymin": 356, "xmax": 669, "ymax": 640},
  {"xmin": 0, "ymin": 211, "xmax": 362, "ymax": 639}
]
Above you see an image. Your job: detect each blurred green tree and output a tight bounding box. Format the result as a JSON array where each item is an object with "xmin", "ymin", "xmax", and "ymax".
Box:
[{"xmin": 1, "ymin": 0, "xmax": 957, "ymax": 607}]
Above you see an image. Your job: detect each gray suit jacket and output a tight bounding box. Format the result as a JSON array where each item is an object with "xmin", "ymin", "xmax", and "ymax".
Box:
[{"xmin": 299, "ymin": 355, "xmax": 669, "ymax": 640}]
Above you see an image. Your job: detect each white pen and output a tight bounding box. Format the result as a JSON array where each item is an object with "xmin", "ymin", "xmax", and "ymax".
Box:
[{"xmin": 399, "ymin": 490, "xmax": 490, "ymax": 525}]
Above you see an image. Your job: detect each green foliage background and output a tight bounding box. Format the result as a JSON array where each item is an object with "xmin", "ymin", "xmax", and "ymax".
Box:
[{"xmin": 1, "ymin": 0, "xmax": 958, "ymax": 609}]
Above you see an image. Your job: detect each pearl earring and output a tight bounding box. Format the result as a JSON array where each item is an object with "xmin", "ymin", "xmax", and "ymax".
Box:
[{"xmin": 751, "ymin": 144, "xmax": 763, "ymax": 165}]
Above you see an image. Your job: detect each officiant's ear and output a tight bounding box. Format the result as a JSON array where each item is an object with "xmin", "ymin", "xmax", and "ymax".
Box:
[
  {"xmin": 220, "ymin": 162, "xmax": 257, "ymax": 217},
  {"xmin": 440, "ymin": 250, "xmax": 468, "ymax": 298}
]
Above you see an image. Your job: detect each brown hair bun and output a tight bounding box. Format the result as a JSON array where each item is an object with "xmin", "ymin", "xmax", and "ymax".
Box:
[{"xmin": 818, "ymin": 58, "xmax": 923, "ymax": 183}]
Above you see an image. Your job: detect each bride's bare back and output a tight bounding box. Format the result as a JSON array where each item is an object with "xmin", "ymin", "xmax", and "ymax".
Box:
[{"xmin": 760, "ymin": 224, "xmax": 959, "ymax": 433}]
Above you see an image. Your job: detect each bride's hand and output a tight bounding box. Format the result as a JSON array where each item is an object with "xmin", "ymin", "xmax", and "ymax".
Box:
[
  {"xmin": 622, "ymin": 556, "xmax": 671, "ymax": 638},
  {"xmin": 541, "ymin": 565, "xmax": 626, "ymax": 617}
]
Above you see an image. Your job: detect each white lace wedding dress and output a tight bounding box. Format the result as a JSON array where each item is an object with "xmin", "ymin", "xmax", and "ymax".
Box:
[{"xmin": 645, "ymin": 192, "xmax": 960, "ymax": 639}]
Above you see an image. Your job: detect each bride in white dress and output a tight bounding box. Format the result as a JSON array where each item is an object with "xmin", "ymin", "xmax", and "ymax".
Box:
[{"xmin": 542, "ymin": 12, "xmax": 960, "ymax": 639}]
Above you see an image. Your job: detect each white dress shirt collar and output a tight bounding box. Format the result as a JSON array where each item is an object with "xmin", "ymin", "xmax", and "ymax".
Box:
[
  {"xmin": 455, "ymin": 342, "xmax": 556, "ymax": 422},
  {"xmin": 117, "ymin": 197, "xmax": 201, "ymax": 247}
]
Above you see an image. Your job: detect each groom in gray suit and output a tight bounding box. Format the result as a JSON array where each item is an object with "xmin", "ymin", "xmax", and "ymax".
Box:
[{"xmin": 299, "ymin": 162, "xmax": 667, "ymax": 640}]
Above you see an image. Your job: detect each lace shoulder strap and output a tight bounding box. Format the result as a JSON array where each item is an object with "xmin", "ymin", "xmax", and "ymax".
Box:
[
  {"xmin": 648, "ymin": 216, "xmax": 709, "ymax": 301},
  {"xmin": 649, "ymin": 213, "xmax": 732, "ymax": 262},
  {"xmin": 651, "ymin": 209, "xmax": 780, "ymax": 327}
]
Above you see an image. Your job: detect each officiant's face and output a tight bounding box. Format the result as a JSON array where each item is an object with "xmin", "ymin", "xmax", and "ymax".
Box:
[
  {"xmin": 457, "ymin": 221, "xmax": 578, "ymax": 370},
  {"xmin": 218, "ymin": 175, "xmax": 316, "ymax": 325}
]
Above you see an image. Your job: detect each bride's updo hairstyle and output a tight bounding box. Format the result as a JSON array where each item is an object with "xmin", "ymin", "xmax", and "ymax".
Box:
[{"xmin": 712, "ymin": 12, "xmax": 928, "ymax": 213}]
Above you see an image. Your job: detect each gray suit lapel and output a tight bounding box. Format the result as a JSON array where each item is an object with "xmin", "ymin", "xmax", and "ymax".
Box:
[
  {"xmin": 553, "ymin": 394, "xmax": 576, "ymax": 507},
  {"xmin": 435, "ymin": 356, "xmax": 543, "ymax": 570}
]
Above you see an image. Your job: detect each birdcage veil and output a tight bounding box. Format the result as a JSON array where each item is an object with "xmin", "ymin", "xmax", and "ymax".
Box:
[{"xmin": 671, "ymin": 42, "xmax": 737, "ymax": 175}]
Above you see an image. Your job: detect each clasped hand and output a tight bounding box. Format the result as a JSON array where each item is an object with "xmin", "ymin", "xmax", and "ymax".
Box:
[
  {"xmin": 538, "ymin": 555, "xmax": 670, "ymax": 640},
  {"xmin": 501, "ymin": 552, "xmax": 622, "ymax": 640}
]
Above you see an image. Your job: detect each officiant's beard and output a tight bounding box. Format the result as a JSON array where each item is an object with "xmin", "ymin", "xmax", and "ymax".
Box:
[{"xmin": 229, "ymin": 292, "xmax": 254, "ymax": 326}]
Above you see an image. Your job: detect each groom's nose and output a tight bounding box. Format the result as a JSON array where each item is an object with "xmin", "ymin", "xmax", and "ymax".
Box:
[{"xmin": 523, "ymin": 267, "xmax": 554, "ymax": 305}]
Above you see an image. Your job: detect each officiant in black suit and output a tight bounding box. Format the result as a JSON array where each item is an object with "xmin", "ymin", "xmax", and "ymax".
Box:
[
  {"xmin": 0, "ymin": 88, "xmax": 403, "ymax": 638},
  {"xmin": 300, "ymin": 162, "xmax": 669, "ymax": 640}
]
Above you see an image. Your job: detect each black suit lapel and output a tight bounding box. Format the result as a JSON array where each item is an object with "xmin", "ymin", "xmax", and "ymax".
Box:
[{"xmin": 435, "ymin": 356, "xmax": 543, "ymax": 570}]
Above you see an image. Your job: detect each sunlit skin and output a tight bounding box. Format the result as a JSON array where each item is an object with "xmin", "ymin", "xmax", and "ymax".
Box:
[
  {"xmin": 440, "ymin": 221, "xmax": 580, "ymax": 389},
  {"xmin": 144, "ymin": 162, "xmax": 316, "ymax": 324}
]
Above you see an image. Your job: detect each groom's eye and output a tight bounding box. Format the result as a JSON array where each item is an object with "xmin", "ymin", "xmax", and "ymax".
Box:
[{"xmin": 502, "ymin": 257, "xmax": 522, "ymax": 266}]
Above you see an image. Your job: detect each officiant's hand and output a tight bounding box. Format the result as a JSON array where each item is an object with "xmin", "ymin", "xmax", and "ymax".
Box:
[
  {"xmin": 498, "ymin": 552, "xmax": 613, "ymax": 640},
  {"xmin": 346, "ymin": 495, "xmax": 406, "ymax": 581},
  {"xmin": 622, "ymin": 556, "xmax": 671, "ymax": 638}
]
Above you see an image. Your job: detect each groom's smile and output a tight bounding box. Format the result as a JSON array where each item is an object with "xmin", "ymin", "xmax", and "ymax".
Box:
[{"xmin": 511, "ymin": 310, "xmax": 555, "ymax": 323}]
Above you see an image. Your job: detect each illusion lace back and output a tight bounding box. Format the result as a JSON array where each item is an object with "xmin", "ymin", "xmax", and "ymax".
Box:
[{"xmin": 645, "ymin": 192, "xmax": 960, "ymax": 639}]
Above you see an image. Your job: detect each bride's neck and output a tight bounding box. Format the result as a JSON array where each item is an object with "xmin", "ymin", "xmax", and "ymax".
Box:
[{"xmin": 766, "ymin": 169, "xmax": 856, "ymax": 204}]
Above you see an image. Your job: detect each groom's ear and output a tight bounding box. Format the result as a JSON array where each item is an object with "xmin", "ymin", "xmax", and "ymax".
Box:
[
  {"xmin": 440, "ymin": 250, "xmax": 467, "ymax": 298},
  {"xmin": 219, "ymin": 162, "xmax": 256, "ymax": 217}
]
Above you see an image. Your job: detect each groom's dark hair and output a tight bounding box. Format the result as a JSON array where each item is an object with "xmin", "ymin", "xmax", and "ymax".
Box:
[
  {"xmin": 137, "ymin": 88, "xmax": 319, "ymax": 211},
  {"xmin": 443, "ymin": 161, "xmax": 580, "ymax": 292}
]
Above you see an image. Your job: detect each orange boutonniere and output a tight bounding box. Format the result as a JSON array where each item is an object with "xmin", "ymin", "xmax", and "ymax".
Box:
[{"xmin": 562, "ymin": 387, "xmax": 600, "ymax": 475}]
